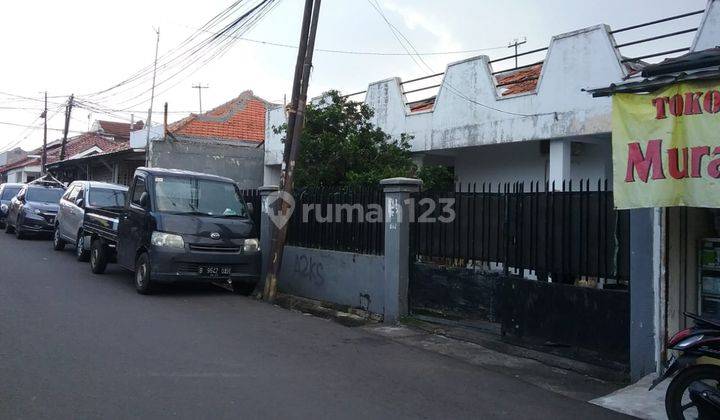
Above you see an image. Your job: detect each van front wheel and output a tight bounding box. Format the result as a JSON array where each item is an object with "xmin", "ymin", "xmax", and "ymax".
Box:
[
  {"xmin": 135, "ymin": 253, "xmax": 155, "ymax": 295},
  {"xmin": 90, "ymin": 239, "xmax": 108, "ymax": 274}
]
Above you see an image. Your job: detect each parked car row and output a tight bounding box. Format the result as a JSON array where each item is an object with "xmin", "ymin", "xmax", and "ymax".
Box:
[{"xmin": 1, "ymin": 167, "xmax": 261, "ymax": 295}]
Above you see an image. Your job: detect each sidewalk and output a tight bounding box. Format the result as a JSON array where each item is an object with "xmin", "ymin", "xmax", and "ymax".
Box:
[
  {"xmin": 364, "ymin": 323, "xmax": 626, "ymax": 402},
  {"xmin": 274, "ymin": 293, "xmax": 638, "ymax": 408},
  {"xmin": 591, "ymin": 375, "xmax": 667, "ymax": 420}
]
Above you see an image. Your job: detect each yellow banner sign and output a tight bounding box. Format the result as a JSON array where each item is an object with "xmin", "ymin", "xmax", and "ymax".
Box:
[{"xmin": 612, "ymin": 80, "xmax": 720, "ymax": 209}]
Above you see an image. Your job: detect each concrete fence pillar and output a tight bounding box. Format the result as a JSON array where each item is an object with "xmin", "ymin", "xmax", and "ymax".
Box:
[
  {"xmin": 258, "ymin": 185, "xmax": 279, "ymax": 282},
  {"xmin": 629, "ymin": 207, "xmax": 662, "ymax": 381},
  {"xmin": 381, "ymin": 177, "xmax": 422, "ymax": 324}
]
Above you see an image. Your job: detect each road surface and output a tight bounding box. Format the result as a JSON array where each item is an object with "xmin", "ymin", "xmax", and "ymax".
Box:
[{"xmin": 0, "ymin": 232, "xmax": 630, "ymax": 419}]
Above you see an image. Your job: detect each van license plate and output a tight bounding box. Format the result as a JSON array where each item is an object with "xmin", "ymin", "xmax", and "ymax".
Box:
[{"xmin": 198, "ymin": 266, "xmax": 231, "ymax": 277}]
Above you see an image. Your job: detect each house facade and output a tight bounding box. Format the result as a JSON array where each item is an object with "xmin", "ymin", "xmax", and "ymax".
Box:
[
  {"xmin": 260, "ymin": 1, "xmax": 720, "ymax": 381},
  {"xmin": 44, "ymin": 120, "xmax": 146, "ymax": 186},
  {"xmin": 264, "ymin": 24, "xmax": 624, "ymax": 187},
  {"xmin": 265, "ymin": 2, "xmax": 720, "ymax": 193},
  {"xmin": 42, "ymin": 91, "xmax": 272, "ymax": 188}
]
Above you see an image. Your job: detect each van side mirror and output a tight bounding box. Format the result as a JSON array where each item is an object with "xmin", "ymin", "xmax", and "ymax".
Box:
[
  {"xmin": 139, "ymin": 192, "xmax": 150, "ymax": 209},
  {"xmin": 75, "ymin": 198, "xmax": 84, "ymax": 208}
]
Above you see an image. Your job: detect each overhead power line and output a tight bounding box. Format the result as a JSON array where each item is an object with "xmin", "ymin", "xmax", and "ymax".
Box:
[
  {"xmin": 0, "ymin": 120, "xmax": 79, "ymax": 133},
  {"xmin": 176, "ymin": 21, "xmax": 508, "ymax": 56},
  {"xmin": 366, "ymin": 0, "xmax": 535, "ymax": 118},
  {"xmin": 76, "ymin": 0, "xmax": 281, "ymax": 111}
]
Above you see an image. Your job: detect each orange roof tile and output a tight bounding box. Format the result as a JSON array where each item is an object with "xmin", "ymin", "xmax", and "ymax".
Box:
[
  {"xmin": 169, "ymin": 91, "xmax": 270, "ymax": 143},
  {"xmin": 496, "ymin": 64, "xmax": 542, "ymax": 96}
]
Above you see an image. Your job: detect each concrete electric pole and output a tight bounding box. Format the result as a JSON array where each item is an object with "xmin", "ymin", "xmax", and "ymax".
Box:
[
  {"xmin": 41, "ymin": 91, "xmax": 47, "ymax": 174},
  {"xmin": 145, "ymin": 28, "xmax": 161, "ymax": 166},
  {"xmin": 263, "ymin": 0, "xmax": 322, "ymax": 302},
  {"xmin": 59, "ymin": 94, "xmax": 74, "ymax": 161}
]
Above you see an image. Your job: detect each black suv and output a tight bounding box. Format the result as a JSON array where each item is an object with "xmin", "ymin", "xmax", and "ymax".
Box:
[
  {"xmin": 0, "ymin": 183, "xmax": 23, "ymax": 229},
  {"xmin": 5, "ymin": 184, "xmax": 65, "ymax": 239}
]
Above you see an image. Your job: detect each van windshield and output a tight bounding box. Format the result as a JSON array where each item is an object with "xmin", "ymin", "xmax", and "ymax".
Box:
[
  {"xmin": 27, "ymin": 187, "xmax": 64, "ymax": 203},
  {"xmin": 90, "ymin": 188, "xmax": 127, "ymax": 208},
  {"xmin": 153, "ymin": 176, "xmax": 248, "ymax": 218},
  {"xmin": 1, "ymin": 186, "xmax": 21, "ymax": 200}
]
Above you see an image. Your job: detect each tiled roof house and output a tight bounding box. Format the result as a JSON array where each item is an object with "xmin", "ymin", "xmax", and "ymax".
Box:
[
  {"xmin": 147, "ymin": 90, "xmax": 273, "ymax": 188},
  {"xmin": 166, "ymin": 90, "xmax": 268, "ymax": 143}
]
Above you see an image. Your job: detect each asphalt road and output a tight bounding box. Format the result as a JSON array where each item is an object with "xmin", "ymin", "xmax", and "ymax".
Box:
[{"xmin": 0, "ymin": 232, "xmax": 631, "ymax": 419}]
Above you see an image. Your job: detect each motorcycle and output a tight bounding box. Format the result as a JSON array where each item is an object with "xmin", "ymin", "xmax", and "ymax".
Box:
[{"xmin": 650, "ymin": 313, "xmax": 720, "ymax": 419}]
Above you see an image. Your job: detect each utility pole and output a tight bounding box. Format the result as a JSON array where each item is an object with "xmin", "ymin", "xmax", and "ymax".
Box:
[
  {"xmin": 508, "ymin": 37, "xmax": 527, "ymax": 68},
  {"xmin": 163, "ymin": 102, "xmax": 169, "ymax": 139},
  {"xmin": 59, "ymin": 94, "xmax": 74, "ymax": 161},
  {"xmin": 145, "ymin": 28, "xmax": 160, "ymax": 166},
  {"xmin": 41, "ymin": 91, "xmax": 47, "ymax": 174},
  {"xmin": 191, "ymin": 84, "xmax": 209, "ymax": 113},
  {"xmin": 263, "ymin": 0, "xmax": 322, "ymax": 302}
]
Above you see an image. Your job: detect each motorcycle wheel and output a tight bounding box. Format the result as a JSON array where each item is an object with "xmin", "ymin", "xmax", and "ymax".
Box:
[{"xmin": 665, "ymin": 364, "xmax": 720, "ymax": 420}]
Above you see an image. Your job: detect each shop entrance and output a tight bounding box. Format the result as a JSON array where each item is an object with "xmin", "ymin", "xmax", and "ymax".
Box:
[{"xmin": 664, "ymin": 207, "xmax": 720, "ymax": 346}]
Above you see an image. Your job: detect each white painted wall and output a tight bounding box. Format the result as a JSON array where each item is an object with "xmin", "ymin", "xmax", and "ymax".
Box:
[
  {"xmin": 264, "ymin": 105, "xmax": 286, "ymax": 167},
  {"xmin": 363, "ymin": 24, "xmax": 624, "ymax": 153},
  {"xmin": 692, "ymin": 0, "xmax": 720, "ymax": 51},
  {"xmin": 129, "ymin": 124, "xmax": 164, "ymax": 149},
  {"xmin": 450, "ymin": 138, "xmax": 610, "ymax": 188},
  {"xmin": 7, "ymin": 165, "xmax": 41, "ymax": 183}
]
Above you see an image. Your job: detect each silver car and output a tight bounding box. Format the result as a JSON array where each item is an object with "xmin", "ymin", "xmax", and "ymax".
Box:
[{"xmin": 53, "ymin": 181, "xmax": 128, "ymax": 261}]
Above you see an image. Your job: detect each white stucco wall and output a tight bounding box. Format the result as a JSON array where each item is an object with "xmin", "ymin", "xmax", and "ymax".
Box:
[
  {"xmin": 7, "ymin": 165, "xmax": 41, "ymax": 183},
  {"xmin": 692, "ymin": 1, "xmax": 720, "ymax": 51},
  {"xmin": 129, "ymin": 124, "xmax": 164, "ymax": 149},
  {"xmin": 451, "ymin": 138, "xmax": 611, "ymax": 187},
  {"xmin": 363, "ymin": 24, "xmax": 624, "ymax": 153},
  {"xmin": 264, "ymin": 105, "xmax": 286, "ymax": 167}
]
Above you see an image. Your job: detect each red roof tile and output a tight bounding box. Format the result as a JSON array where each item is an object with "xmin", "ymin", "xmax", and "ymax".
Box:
[
  {"xmin": 496, "ymin": 64, "xmax": 542, "ymax": 96},
  {"xmin": 45, "ymin": 132, "xmax": 129, "ymax": 164},
  {"xmin": 409, "ymin": 97, "xmax": 436, "ymax": 113},
  {"xmin": 168, "ymin": 91, "xmax": 269, "ymax": 143}
]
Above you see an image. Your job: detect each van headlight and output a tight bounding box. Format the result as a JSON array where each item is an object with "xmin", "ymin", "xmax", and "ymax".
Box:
[
  {"xmin": 243, "ymin": 238, "xmax": 259, "ymax": 253},
  {"xmin": 151, "ymin": 231, "xmax": 185, "ymax": 249},
  {"xmin": 0, "ymin": 204, "xmax": 7, "ymax": 212}
]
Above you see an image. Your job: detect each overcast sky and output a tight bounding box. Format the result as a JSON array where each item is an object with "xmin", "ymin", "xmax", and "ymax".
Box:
[{"xmin": 0, "ymin": 0, "xmax": 708, "ymax": 152}]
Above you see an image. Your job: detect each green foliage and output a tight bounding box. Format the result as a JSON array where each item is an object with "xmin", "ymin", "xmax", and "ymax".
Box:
[
  {"xmin": 278, "ymin": 90, "xmax": 454, "ymax": 190},
  {"xmin": 416, "ymin": 165, "xmax": 455, "ymax": 191}
]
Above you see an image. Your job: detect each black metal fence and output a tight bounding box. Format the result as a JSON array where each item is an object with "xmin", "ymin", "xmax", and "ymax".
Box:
[
  {"xmin": 240, "ymin": 189, "xmax": 262, "ymax": 232},
  {"xmin": 287, "ymin": 187, "xmax": 385, "ymax": 255},
  {"xmin": 411, "ymin": 180, "xmax": 631, "ymax": 288}
]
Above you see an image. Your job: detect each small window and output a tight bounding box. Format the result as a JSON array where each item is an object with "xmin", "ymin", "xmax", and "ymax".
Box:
[
  {"xmin": 67, "ymin": 185, "xmax": 80, "ymax": 202},
  {"xmin": 131, "ymin": 177, "xmax": 147, "ymax": 206},
  {"xmin": 62, "ymin": 185, "xmax": 74, "ymax": 201}
]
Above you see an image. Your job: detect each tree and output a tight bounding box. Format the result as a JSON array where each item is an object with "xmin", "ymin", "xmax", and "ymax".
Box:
[
  {"xmin": 276, "ymin": 90, "xmax": 452, "ymax": 189},
  {"xmin": 416, "ymin": 164, "xmax": 455, "ymax": 191}
]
